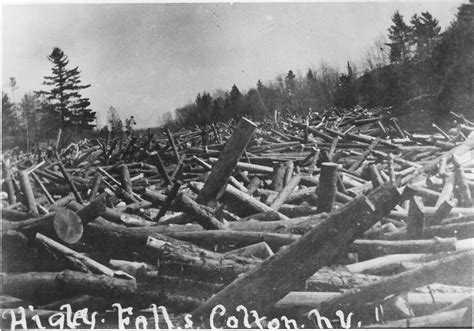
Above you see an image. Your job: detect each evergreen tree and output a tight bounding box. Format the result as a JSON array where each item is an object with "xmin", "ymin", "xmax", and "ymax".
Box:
[
  {"xmin": 334, "ymin": 62, "xmax": 357, "ymax": 109},
  {"xmin": 387, "ymin": 11, "xmax": 412, "ymax": 63},
  {"xmin": 195, "ymin": 92, "xmax": 213, "ymax": 125},
  {"xmin": 246, "ymin": 88, "xmax": 268, "ymax": 120},
  {"xmin": 36, "ymin": 47, "xmax": 95, "ymax": 129},
  {"xmin": 410, "ymin": 12, "xmax": 441, "ymax": 61},
  {"xmin": 2, "ymin": 92, "xmax": 19, "ymax": 136}
]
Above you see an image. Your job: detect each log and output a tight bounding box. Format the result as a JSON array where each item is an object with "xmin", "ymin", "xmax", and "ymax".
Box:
[
  {"xmin": 350, "ymin": 238, "xmax": 457, "ymax": 259},
  {"xmin": 316, "ymin": 162, "xmax": 338, "ymax": 213},
  {"xmin": 346, "ymin": 253, "xmax": 426, "ymax": 275},
  {"xmin": 402, "ymin": 184, "xmax": 441, "ymax": 204},
  {"xmin": 453, "ymin": 155, "xmax": 473, "ymax": 207},
  {"xmin": 165, "ymin": 128, "xmax": 180, "ymax": 163},
  {"xmin": 191, "ymin": 184, "xmax": 400, "ymax": 326},
  {"xmin": 365, "ymin": 308, "xmax": 468, "ymax": 328},
  {"xmin": 166, "ymin": 230, "xmax": 298, "ymax": 253},
  {"xmin": 224, "ymin": 242, "xmax": 273, "ymax": 259},
  {"xmin": 269, "ymin": 175, "xmax": 301, "ymax": 211},
  {"xmin": 36, "ymin": 233, "xmax": 132, "ymax": 279},
  {"xmin": 197, "ymin": 117, "xmax": 257, "ymax": 206},
  {"xmin": 270, "ymin": 163, "xmax": 285, "ymax": 192},
  {"xmin": 2, "ymin": 160, "xmax": 16, "ymax": 205},
  {"xmin": 349, "ymin": 138, "xmax": 380, "ymax": 171},
  {"xmin": 407, "ymin": 196, "xmax": 425, "ymax": 239},
  {"xmin": 30, "ymin": 172, "xmax": 55, "ymax": 205},
  {"xmin": 119, "ymin": 164, "xmax": 137, "ymax": 203},
  {"xmin": 435, "ymin": 172, "xmax": 455, "ymax": 208},
  {"xmin": 191, "ymin": 181, "xmax": 289, "ymax": 220},
  {"xmin": 207, "ymin": 157, "xmax": 274, "ymax": 174},
  {"xmin": 369, "ymin": 164, "xmax": 384, "ymax": 189},
  {"xmin": 0, "ymin": 270, "xmax": 136, "ymax": 305},
  {"xmin": 175, "ymin": 192, "xmax": 224, "ymax": 230},
  {"xmin": 316, "ymin": 250, "xmax": 474, "ymax": 316},
  {"xmin": 146, "ymin": 234, "xmax": 257, "ymax": 284},
  {"xmin": 18, "ymin": 170, "xmax": 39, "ymax": 216},
  {"xmin": 55, "ymin": 152, "xmax": 84, "ymax": 204},
  {"xmin": 305, "ymin": 267, "xmax": 382, "ymax": 292},
  {"xmin": 152, "ymin": 151, "xmax": 172, "ymax": 186},
  {"xmin": 430, "ymin": 199, "xmax": 454, "ymax": 225},
  {"xmin": 154, "ymin": 180, "xmax": 182, "ymax": 221}
]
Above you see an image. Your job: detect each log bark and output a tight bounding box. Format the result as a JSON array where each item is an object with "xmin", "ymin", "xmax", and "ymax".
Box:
[
  {"xmin": 146, "ymin": 234, "xmax": 257, "ymax": 284},
  {"xmin": 316, "ymin": 162, "xmax": 338, "ymax": 213},
  {"xmin": 191, "ymin": 184, "xmax": 400, "ymax": 326},
  {"xmin": 407, "ymin": 196, "xmax": 425, "ymax": 239},
  {"xmin": 316, "ymin": 250, "xmax": 474, "ymax": 316},
  {"xmin": 365, "ymin": 308, "xmax": 468, "ymax": 328},
  {"xmin": 270, "ymin": 163, "xmax": 285, "ymax": 192},
  {"xmin": 0, "ymin": 270, "xmax": 136, "ymax": 305},
  {"xmin": 270, "ymin": 174, "xmax": 301, "ymax": 211},
  {"xmin": 197, "ymin": 117, "xmax": 257, "ymax": 206},
  {"xmin": 154, "ymin": 180, "xmax": 182, "ymax": 221},
  {"xmin": 175, "ymin": 192, "xmax": 224, "ymax": 230},
  {"xmin": 2, "ymin": 161, "xmax": 16, "ymax": 204},
  {"xmin": 18, "ymin": 170, "xmax": 39, "ymax": 216},
  {"xmin": 55, "ymin": 152, "xmax": 84, "ymax": 204}
]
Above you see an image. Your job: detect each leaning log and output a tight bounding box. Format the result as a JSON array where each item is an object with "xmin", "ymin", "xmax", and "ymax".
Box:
[
  {"xmin": 197, "ymin": 117, "xmax": 257, "ymax": 206},
  {"xmin": 316, "ymin": 250, "xmax": 474, "ymax": 317},
  {"xmin": 190, "ymin": 184, "xmax": 400, "ymax": 327}
]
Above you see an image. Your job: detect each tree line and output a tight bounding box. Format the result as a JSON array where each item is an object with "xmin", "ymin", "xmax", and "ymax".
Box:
[{"xmin": 163, "ymin": 3, "xmax": 473, "ymax": 128}]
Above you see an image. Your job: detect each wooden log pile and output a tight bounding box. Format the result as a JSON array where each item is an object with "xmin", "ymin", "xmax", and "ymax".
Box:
[{"xmin": 1, "ymin": 108, "xmax": 473, "ymax": 328}]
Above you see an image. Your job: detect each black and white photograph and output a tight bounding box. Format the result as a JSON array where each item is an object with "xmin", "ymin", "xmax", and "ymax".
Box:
[{"xmin": 1, "ymin": 0, "xmax": 473, "ymax": 329}]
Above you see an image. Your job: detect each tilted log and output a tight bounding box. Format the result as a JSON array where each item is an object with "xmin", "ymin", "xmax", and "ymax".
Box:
[
  {"xmin": 175, "ymin": 192, "xmax": 224, "ymax": 230},
  {"xmin": 430, "ymin": 199, "xmax": 454, "ymax": 225},
  {"xmin": 453, "ymin": 155, "xmax": 473, "ymax": 207},
  {"xmin": 191, "ymin": 184, "xmax": 400, "ymax": 326},
  {"xmin": 316, "ymin": 250, "xmax": 473, "ymax": 317},
  {"xmin": 2, "ymin": 160, "xmax": 16, "ymax": 205},
  {"xmin": 55, "ymin": 152, "xmax": 84, "ymax": 204},
  {"xmin": 151, "ymin": 151, "xmax": 172, "ymax": 186},
  {"xmin": 365, "ymin": 308, "xmax": 468, "ymax": 328},
  {"xmin": 349, "ymin": 138, "xmax": 380, "ymax": 172},
  {"xmin": 119, "ymin": 164, "xmax": 137, "ymax": 203},
  {"xmin": 269, "ymin": 175, "xmax": 301, "ymax": 211},
  {"xmin": 18, "ymin": 170, "xmax": 39, "ymax": 216},
  {"xmin": 197, "ymin": 117, "xmax": 257, "ymax": 206},
  {"xmin": 36, "ymin": 233, "xmax": 132, "ymax": 279},
  {"xmin": 191, "ymin": 181, "xmax": 289, "ymax": 220},
  {"xmin": 154, "ymin": 180, "xmax": 182, "ymax": 221}
]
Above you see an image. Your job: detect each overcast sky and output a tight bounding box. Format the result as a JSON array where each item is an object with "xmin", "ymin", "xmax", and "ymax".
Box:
[{"xmin": 2, "ymin": 1, "xmax": 463, "ymax": 128}]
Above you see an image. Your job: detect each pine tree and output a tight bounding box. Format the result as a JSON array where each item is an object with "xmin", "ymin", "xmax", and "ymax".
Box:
[
  {"xmin": 2, "ymin": 92, "xmax": 20, "ymax": 136},
  {"xmin": 387, "ymin": 11, "xmax": 412, "ymax": 63},
  {"xmin": 36, "ymin": 47, "xmax": 95, "ymax": 130},
  {"xmin": 410, "ymin": 12, "xmax": 441, "ymax": 62}
]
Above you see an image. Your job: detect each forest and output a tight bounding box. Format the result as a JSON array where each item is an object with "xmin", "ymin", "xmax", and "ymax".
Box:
[
  {"xmin": 2, "ymin": 3, "xmax": 473, "ymax": 149},
  {"xmin": 164, "ymin": 3, "xmax": 473, "ymax": 129}
]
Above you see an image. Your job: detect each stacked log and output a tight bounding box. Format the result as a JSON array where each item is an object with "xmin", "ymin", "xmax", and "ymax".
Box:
[{"xmin": 1, "ymin": 109, "xmax": 473, "ymax": 328}]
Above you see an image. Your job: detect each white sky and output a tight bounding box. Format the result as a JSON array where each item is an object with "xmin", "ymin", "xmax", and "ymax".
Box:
[{"xmin": 2, "ymin": 1, "xmax": 463, "ymax": 128}]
